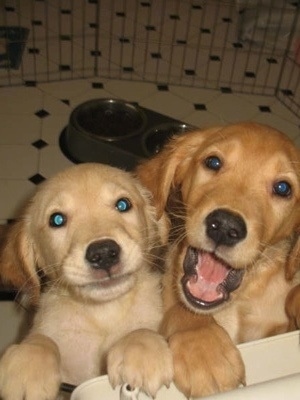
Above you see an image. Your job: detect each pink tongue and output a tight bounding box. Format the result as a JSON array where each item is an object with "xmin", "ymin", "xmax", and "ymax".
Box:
[{"xmin": 187, "ymin": 252, "xmax": 230, "ymax": 303}]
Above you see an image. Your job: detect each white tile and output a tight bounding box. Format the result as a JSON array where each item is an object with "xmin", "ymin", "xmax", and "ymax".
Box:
[
  {"xmin": 139, "ymin": 91, "xmax": 194, "ymax": 120},
  {"xmin": 0, "ymin": 146, "xmax": 38, "ymax": 180},
  {"xmin": 70, "ymin": 89, "xmax": 119, "ymax": 108},
  {"xmin": 183, "ymin": 110, "xmax": 225, "ymax": 129},
  {"xmin": 269, "ymin": 100, "xmax": 300, "ymax": 126},
  {"xmin": 37, "ymin": 43, "xmax": 60, "ymax": 70},
  {"xmin": 71, "ymin": 52, "xmax": 98, "ymax": 78},
  {"xmin": 105, "ymin": 80, "xmax": 157, "ymax": 102},
  {"xmin": 0, "ymin": 115, "xmax": 41, "ymax": 145},
  {"xmin": 206, "ymin": 93, "xmax": 259, "ymax": 123},
  {"xmin": 42, "ymin": 93, "xmax": 71, "ymax": 115},
  {"xmin": 41, "ymin": 115, "xmax": 69, "ymax": 145},
  {"xmin": 39, "ymin": 145, "xmax": 74, "ymax": 179},
  {"xmin": 236, "ymin": 93, "xmax": 277, "ymax": 106},
  {"xmin": 0, "ymin": 180, "xmax": 36, "ymax": 220},
  {"xmin": 170, "ymin": 86, "xmax": 220, "ymax": 104},
  {"xmin": 38, "ymin": 79, "xmax": 90, "ymax": 100},
  {"xmin": 0, "ymin": 87, "xmax": 43, "ymax": 114},
  {"xmin": 135, "ymin": 58, "xmax": 182, "ymax": 84},
  {"xmin": 0, "ymin": 73, "xmax": 22, "ymax": 87}
]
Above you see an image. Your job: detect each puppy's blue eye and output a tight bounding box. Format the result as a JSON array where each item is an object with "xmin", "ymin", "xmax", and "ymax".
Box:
[
  {"xmin": 273, "ymin": 181, "xmax": 292, "ymax": 197},
  {"xmin": 115, "ymin": 198, "xmax": 132, "ymax": 212},
  {"xmin": 49, "ymin": 212, "xmax": 67, "ymax": 227},
  {"xmin": 204, "ymin": 156, "xmax": 222, "ymax": 171}
]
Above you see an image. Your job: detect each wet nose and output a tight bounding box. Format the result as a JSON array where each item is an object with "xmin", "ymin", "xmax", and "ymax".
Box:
[
  {"xmin": 205, "ymin": 209, "xmax": 247, "ymax": 247},
  {"xmin": 85, "ymin": 239, "xmax": 121, "ymax": 271}
]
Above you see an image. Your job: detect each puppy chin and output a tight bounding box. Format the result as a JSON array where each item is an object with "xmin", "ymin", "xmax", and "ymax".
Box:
[{"xmin": 69, "ymin": 273, "xmax": 137, "ymax": 303}]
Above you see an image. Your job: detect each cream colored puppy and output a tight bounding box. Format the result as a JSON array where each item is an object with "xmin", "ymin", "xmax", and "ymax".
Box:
[{"xmin": 0, "ymin": 163, "xmax": 172, "ymax": 400}]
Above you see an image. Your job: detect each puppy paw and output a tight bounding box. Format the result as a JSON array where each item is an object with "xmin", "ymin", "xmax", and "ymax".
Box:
[
  {"xmin": 286, "ymin": 284, "xmax": 300, "ymax": 330},
  {"xmin": 0, "ymin": 335, "xmax": 61, "ymax": 400},
  {"xmin": 169, "ymin": 325, "xmax": 245, "ymax": 398},
  {"xmin": 107, "ymin": 329, "xmax": 173, "ymax": 397}
]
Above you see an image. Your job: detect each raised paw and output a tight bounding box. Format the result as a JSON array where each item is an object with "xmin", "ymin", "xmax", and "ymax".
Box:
[
  {"xmin": 169, "ymin": 325, "xmax": 245, "ymax": 398},
  {"xmin": 0, "ymin": 335, "xmax": 61, "ymax": 400},
  {"xmin": 107, "ymin": 329, "xmax": 173, "ymax": 397},
  {"xmin": 286, "ymin": 284, "xmax": 300, "ymax": 330}
]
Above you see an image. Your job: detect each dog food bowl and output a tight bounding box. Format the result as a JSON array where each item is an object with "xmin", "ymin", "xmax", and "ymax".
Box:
[
  {"xmin": 143, "ymin": 122, "xmax": 193, "ymax": 156},
  {"xmin": 60, "ymin": 98, "xmax": 196, "ymax": 170},
  {"xmin": 69, "ymin": 99, "xmax": 147, "ymax": 142},
  {"xmin": 60, "ymin": 99, "xmax": 147, "ymax": 169}
]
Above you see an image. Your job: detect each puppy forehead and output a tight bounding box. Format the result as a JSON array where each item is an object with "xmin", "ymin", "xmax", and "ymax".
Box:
[
  {"xmin": 34, "ymin": 164, "xmax": 144, "ymax": 210},
  {"xmin": 199, "ymin": 126, "xmax": 299, "ymax": 169},
  {"xmin": 206, "ymin": 140, "xmax": 297, "ymax": 169}
]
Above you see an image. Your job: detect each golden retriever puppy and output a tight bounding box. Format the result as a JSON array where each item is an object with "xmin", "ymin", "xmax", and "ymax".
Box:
[
  {"xmin": 0, "ymin": 163, "xmax": 173, "ymax": 400},
  {"xmin": 137, "ymin": 122, "xmax": 300, "ymax": 398}
]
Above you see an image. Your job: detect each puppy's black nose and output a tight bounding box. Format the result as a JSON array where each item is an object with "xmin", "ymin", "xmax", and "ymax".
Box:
[
  {"xmin": 85, "ymin": 239, "xmax": 121, "ymax": 270},
  {"xmin": 206, "ymin": 209, "xmax": 247, "ymax": 247}
]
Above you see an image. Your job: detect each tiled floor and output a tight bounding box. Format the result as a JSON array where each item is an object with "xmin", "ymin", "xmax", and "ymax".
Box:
[{"xmin": 0, "ymin": 78, "xmax": 299, "ymax": 224}]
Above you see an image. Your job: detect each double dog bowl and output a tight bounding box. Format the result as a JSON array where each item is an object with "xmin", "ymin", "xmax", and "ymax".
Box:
[{"xmin": 60, "ymin": 99, "xmax": 195, "ymax": 170}]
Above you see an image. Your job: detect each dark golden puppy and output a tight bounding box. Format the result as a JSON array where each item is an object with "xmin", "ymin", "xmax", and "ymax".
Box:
[{"xmin": 137, "ymin": 122, "xmax": 300, "ymax": 397}]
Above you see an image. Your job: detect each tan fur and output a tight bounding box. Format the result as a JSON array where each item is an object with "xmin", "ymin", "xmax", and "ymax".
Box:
[
  {"xmin": 137, "ymin": 122, "xmax": 300, "ymax": 397},
  {"xmin": 0, "ymin": 163, "xmax": 173, "ymax": 400}
]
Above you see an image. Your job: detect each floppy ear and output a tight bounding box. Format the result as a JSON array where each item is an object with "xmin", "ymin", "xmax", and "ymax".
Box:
[
  {"xmin": 285, "ymin": 236, "xmax": 300, "ymax": 329},
  {"xmin": 285, "ymin": 234, "xmax": 300, "ymax": 281},
  {"xmin": 285, "ymin": 167, "xmax": 300, "ymax": 280},
  {"xmin": 137, "ymin": 140, "xmax": 182, "ymax": 218},
  {"xmin": 137, "ymin": 127, "xmax": 221, "ymax": 218},
  {"xmin": 284, "ymin": 230, "xmax": 300, "ymax": 329},
  {"xmin": 0, "ymin": 218, "xmax": 40, "ymax": 305}
]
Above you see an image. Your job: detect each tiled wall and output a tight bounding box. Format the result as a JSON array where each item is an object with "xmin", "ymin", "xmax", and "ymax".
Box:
[{"xmin": 0, "ymin": 1, "xmax": 299, "ymax": 115}]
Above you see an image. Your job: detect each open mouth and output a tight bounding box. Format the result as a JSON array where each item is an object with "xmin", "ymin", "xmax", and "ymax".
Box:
[{"xmin": 181, "ymin": 247, "xmax": 244, "ymax": 310}]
